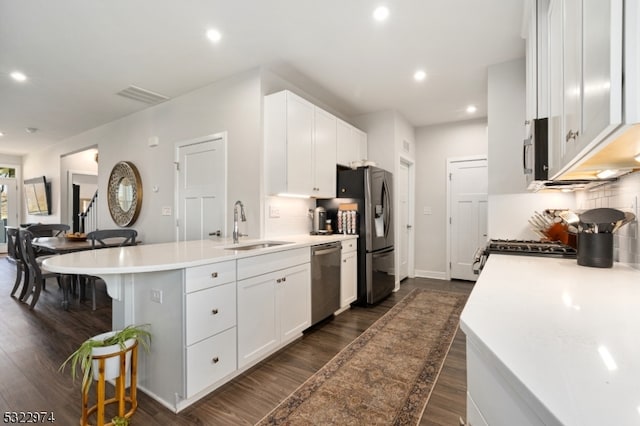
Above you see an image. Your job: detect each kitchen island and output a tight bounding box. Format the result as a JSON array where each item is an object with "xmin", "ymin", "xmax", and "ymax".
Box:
[
  {"xmin": 43, "ymin": 234, "xmax": 357, "ymax": 412},
  {"xmin": 461, "ymin": 254, "xmax": 640, "ymax": 425}
]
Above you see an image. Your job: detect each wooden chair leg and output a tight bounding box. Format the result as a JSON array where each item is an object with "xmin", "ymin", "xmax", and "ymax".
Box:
[
  {"xmin": 10, "ymin": 263, "xmax": 23, "ymax": 297},
  {"xmin": 28, "ymin": 278, "xmax": 43, "ymax": 309},
  {"xmin": 18, "ymin": 268, "xmax": 30, "ymax": 301}
]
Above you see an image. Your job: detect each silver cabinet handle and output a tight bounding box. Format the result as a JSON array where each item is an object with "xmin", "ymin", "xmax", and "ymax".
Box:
[
  {"xmin": 211, "ymin": 272, "xmax": 218, "ymax": 278},
  {"xmin": 212, "ymin": 357, "xmax": 219, "ymax": 364},
  {"xmin": 566, "ymin": 129, "xmax": 579, "ymax": 142},
  {"xmin": 211, "ymin": 308, "xmax": 218, "ymax": 315}
]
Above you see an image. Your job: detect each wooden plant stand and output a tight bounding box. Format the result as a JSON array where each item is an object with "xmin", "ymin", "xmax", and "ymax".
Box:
[{"xmin": 81, "ymin": 341, "xmax": 138, "ymax": 426}]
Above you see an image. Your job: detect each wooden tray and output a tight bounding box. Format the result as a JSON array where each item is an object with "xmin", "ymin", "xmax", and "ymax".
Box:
[{"xmin": 65, "ymin": 233, "xmax": 87, "ymax": 242}]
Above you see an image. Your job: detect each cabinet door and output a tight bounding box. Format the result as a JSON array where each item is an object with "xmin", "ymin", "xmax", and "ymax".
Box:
[
  {"xmin": 185, "ymin": 327, "xmax": 237, "ymax": 398},
  {"xmin": 278, "ymin": 263, "xmax": 311, "ymax": 343},
  {"xmin": 313, "ymin": 108, "xmax": 337, "ymax": 198},
  {"xmin": 547, "ymin": 0, "xmax": 566, "ymax": 177},
  {"xmin": 579, "ymin": 0, "xmax": 623, "ymax": 153},
  {"xmin": 337, "ymin": 119, "xmax": 357, "ymax": 166},
  {"xmin": 237, "ymin": 272, "xmax": 279, "ymax": 369},
  {"xmin": 340, "ymin": 250, "xmax": 357, "ymax": 308},
  {"xmin": 286, "ymin": 93, "xmax": 314, "ymax": 196},
  {"xmin": 354, "ymin": 127, "xmax": 367, "ymax": 162},
  {"xmin": 562, "ymin": 0, "xmax": 582, "ymax": 163}
]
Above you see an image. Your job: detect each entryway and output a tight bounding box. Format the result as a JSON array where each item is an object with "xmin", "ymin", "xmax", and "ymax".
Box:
[
  {"xmin": 447, "ymin": 157, "xmax": 488, "ymax": 281},
  {"xmin": 0, "ymin": 167, "xmax": 19, "ymax": 253},
  {"xmin": 176, "ymin": 133, "xmax": 227, "ymax": 241}
]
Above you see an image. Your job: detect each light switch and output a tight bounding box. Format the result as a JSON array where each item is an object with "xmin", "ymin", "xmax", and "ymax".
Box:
[
  {"xmin": 423, "ymin": 206, "xmax": 432, "ymax": 215},
  {"xmin": 269, "ymin": 205, "xmax": 280, "ymax": 218},
  {"xmin": 161, "ymin": 206, "xmax": 172, "ymax": 216}
]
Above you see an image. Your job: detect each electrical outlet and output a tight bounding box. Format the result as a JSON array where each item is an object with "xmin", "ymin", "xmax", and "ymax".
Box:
[
  {"xmin": 423, "ymin": 206, "xmax": 432, "ymax": 215},
  {"xmin": 151, "ymin": 289, "xmax": 163, "ymax": 304},
  {"xmin": 269, "ymin": 205, "xmax": 280, "ymax": 218},
  {"xmin": 161, "ymin": 206, "xmax": 172, "ymax": 216}
]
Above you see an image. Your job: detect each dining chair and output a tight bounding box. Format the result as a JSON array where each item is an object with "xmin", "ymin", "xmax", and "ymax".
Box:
[
  {"xmin": 18, "ymin": 229, "xmax": 63, "ymax": 309},
  {"xmin": 26, "ymin": 223, "xmax": 70, "ymax": 237},
  {"xmin": 6, "ymin": 226, "xmax": 29, "ymax": 298},
  {"xmin": 84, "ymin": 229, "xmax": 138, "ymax": 310}
]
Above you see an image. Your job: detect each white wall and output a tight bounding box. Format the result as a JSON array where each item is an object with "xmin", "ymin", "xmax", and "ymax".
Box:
[
  {"xmin": 23, "ymin": 68, "xmax": 263, "ymax": 243},
  {"xmin": 414, "ymin": 118, "xmax": 488, "ymax": 279}
]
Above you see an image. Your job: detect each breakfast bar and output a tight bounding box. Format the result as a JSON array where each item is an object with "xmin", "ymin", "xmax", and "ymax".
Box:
[
  {"xmin": 461, "ymin": 254, "xmax": 640, "ymax": 425},
  {"xmin": 43, "ymin": 234, "xmax": 356, "ymax": 412}
]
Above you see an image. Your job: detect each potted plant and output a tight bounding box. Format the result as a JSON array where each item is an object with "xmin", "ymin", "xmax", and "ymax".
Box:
[
  {"xmin": 59, "ymin": 324, "xmax": 151, "ymax": 391},
  {"xmin": 111, "ymin": 416, "xmax": 129, "ymax": 426}
]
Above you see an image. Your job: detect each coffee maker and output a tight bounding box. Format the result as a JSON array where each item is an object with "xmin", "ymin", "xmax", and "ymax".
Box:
[{"xmin": 312, "ymin": 206, "xmax": 327, "ymax": 234}]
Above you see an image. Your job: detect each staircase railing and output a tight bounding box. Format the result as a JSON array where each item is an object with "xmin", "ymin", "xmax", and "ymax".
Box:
[{"xmin": 79, "ymin": 190, "xmax": 98, "ymax": 234}]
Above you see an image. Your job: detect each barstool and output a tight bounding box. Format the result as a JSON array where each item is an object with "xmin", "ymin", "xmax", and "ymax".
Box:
[{"xmin": 81, "ymin": 341, "xmax": 138, "ymax": 426}]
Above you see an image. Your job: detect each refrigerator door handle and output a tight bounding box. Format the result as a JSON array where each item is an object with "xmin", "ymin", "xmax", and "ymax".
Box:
[{"xmin": 382, "ymin": 179, "xmax": 391, "ymax": 239}]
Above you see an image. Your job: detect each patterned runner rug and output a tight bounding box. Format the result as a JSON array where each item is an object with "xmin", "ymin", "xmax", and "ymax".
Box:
[{"xmin": 256, "ymin": 288, "xmax": 467, "ymax": 425}]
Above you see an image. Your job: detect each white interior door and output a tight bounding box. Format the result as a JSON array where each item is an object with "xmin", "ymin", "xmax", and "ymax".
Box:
[
  {"xmin": 398, "ymin": 161, "xmax": 411, "ymax": 281},
  {"xmin": 177, "ymin": 134, "xmax": 227, "ymax": 241},
  {"xmin": 449, "ymin": 158, "xmax": 488, "ymax": 281}
]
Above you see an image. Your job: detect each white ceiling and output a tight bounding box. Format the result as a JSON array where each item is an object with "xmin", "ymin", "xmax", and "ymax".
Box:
[{"xmin": 0, "ymin": 0, "xmax": 525, "ymax": 156}]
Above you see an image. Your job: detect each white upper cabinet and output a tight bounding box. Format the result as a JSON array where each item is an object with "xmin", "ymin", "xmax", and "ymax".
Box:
[
  {"xmin": 524, "ymin": 0, "xmax": 549, "ymax": 121},
  {"xmin": 545, "ymin": 0, "xmax": 624, "ymax": 178},
  {"xmin": 265, "ymin": 90, "xmax": 337, "ymax": 198},
  {"xmin": 336, "ymin": 118, "xmax": 368, "ymax": 167}
]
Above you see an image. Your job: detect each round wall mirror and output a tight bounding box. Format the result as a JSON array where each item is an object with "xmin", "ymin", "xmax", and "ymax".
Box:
[{"xmin": 107, "ymin": 161, "xmax": 142, "ymax": 227}]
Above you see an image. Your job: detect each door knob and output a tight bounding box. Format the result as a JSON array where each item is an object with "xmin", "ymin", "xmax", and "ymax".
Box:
[{"xmin": 406, "ymin": 225, "xmax": 412, "ymax": 229}]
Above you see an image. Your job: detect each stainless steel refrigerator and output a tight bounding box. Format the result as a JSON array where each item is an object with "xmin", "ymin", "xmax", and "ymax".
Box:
[{"xmin": 318, "ymin": 166, "xmax": 394, "ymax": 304}]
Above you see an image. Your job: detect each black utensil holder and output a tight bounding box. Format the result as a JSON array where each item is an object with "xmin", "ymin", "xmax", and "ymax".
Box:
[{"xmin": 577, "ymin": 232, "xmax": 613, "ymax": 268}]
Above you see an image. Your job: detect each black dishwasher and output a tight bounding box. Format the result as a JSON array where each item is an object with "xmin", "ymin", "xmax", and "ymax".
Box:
[{"xmin": 310, "ymin": 242, "xmax": 341, "ymax": 325}]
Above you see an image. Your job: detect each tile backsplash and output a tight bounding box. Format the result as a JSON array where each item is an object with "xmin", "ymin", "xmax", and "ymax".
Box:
[{"xmin": 575, "ymin": 171, "xmax": 640, "ymax": 267}]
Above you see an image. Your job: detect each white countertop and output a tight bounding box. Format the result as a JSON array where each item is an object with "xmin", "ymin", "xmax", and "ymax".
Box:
[
  {"xmin": 43, "ymin": 234, "xmax": 357, "ymax": 275},
  {"xmin": 460, "ymin": 254, "xmax": 640, "ymax": 425}
]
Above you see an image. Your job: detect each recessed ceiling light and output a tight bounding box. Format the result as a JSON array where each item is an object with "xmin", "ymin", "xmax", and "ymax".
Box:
[
  {"xmin": 206, "ymin": 29, "xmax": 222, "ymax": 43},
  {"xmin": 10, "ymin": 71, "xmax": 27, "ymax": 82},
  {"xmin": 373, "ymin": 6, "xmax": 389, "ymax": 21},
  {"xmin": 0, "ymin": 132, "xmax": 4, "ymax": 137},
  {"xmin": 413, "ymin": 70, "xmax": 427, "ymax": 82},
  {"xmin": 596, "ymin": 169, "xmax": 617, "ymax": 179},
  {"xmin": 466, "ymin": 105, "xmax": 477, "ymax": 114}
]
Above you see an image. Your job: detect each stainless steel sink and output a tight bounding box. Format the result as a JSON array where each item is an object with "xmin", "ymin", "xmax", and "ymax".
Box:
[{"xmin": 224, "ymin": 241, "xmax": 293, "ymax": 251}]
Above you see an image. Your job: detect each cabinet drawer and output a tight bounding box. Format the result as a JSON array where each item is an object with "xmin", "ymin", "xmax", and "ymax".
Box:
[
  {"xmin": 185, "ymin": 327, "xmax": 237, "ymax": 398},
  {"xmin": 185, "ymin": 282, "xmax": 236, "ymax": 345},
  {"xmin": 237, "ymin": 247, "xmax": 309, "ymax": 280},
  {"xmin": 185, "ymin": 260, "xmax": 235, "ymax": 293},
  {"xmin": 341, "ymin": 238, "xmax": 357, "ymax": 254}
]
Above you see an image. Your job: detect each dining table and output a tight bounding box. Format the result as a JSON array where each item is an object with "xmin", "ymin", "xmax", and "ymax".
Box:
[{"xmin": 31, "ymin": 236, "xmax": 139, "ymax": 309}]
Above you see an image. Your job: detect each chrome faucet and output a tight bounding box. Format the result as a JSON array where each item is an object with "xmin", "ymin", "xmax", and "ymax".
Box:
[{"xmin": 233, "ymin": 200, "xmax": 247, "ymax": 243}]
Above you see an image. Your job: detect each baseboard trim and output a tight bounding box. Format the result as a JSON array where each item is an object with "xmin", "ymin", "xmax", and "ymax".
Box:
[{"xmin": 414, "ymin": 269, "xmax": 447, "ymax": 280}]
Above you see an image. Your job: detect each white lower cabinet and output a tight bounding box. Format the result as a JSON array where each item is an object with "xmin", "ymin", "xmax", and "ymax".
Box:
[
  {"xmin": 185, "ymin": 327, "xmax": 236, "ymax": 398},
  {"xmin": 237, "ymin": 248, "xmax": 311, "ymax": 369},
  {"xmin": 183, "ymin": 263, "xmax": 237, "ymax": 399},
  {"xmin": 340, "ymin": 238, "xmax": 358, "ymax": 308}
]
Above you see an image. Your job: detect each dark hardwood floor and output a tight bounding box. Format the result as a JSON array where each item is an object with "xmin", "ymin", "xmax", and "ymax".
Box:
[{"xmin": 0, "ymin": 256, "xmax": 473, "ymax": 425}]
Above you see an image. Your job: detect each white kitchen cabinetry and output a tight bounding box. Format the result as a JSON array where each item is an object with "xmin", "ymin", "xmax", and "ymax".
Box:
[
  {"xmin": 265, "ymin": 90, "xmax": 337, "ymax": 198},
  {"xmin": 183, "ymin": 260, "xmax": 237, "ymax": 398},
  {"xmin": 524, "ymin": 0, "xmax": 549, "ymax": 121},
  {"xmin": 337, "ymin": 119, "xmax": 368, "ymax": 167},
  {"xmin": 339, "ymin": 237, "xmax": 357, "ymax": 308},
  {"xmin": 237, "ymin": 247, "xmax": 311, "ymax": 369},
  {"xmin": 546, "ymin": 0, "xmax": 623, "ymax": 178}
]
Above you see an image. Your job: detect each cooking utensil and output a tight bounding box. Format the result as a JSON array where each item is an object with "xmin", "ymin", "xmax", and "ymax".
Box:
[
  {"xmin": 611, "ymin": 211, "xmax": 635, "ymax": 233},
  {"xmin": 579, "ymin": 208, "xmax": 625, "ymax": 225}
]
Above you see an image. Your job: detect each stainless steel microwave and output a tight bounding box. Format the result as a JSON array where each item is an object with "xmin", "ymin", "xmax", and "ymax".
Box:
[{"xmin": 523, "ymin": 117, "xmax": 548, "ymax": 185}]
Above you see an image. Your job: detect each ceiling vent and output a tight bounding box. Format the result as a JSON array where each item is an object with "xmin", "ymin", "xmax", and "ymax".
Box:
[{"xmin": 116, "ymin": 85, "xmax": 170, "ymax": 105}]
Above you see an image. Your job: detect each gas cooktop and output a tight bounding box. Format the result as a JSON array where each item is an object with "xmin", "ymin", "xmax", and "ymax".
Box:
[{"xmin": 487, "ymin": 239, "xmax": 577, "ymax": 257}]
